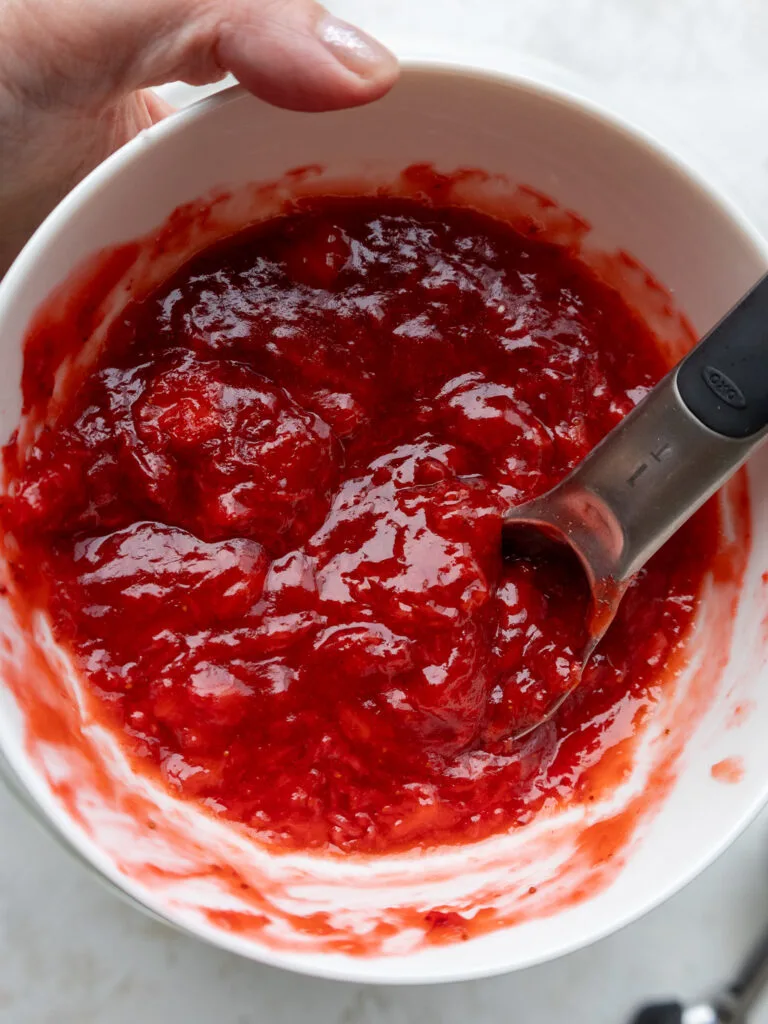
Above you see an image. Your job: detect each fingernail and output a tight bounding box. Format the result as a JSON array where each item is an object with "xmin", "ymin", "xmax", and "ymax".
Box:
[{"xmin": 316, "ymin": 13, "xmax": 396, "ymax": 79}]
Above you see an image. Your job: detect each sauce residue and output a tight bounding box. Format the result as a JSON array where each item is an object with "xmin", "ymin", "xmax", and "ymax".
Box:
[{"xmin": 711, "ymin": 757, "xmax": 745, "ymax": 784}]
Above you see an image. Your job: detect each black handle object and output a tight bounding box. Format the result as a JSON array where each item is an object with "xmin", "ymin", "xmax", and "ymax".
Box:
[
  {"xmin": 721, "ymin": 914, "xmax": 768, "ymax": 1021},
  {"xmin": 677, "ymin": 273, "xmax": 768, "ymax": 438},
  {"xmin": 629, "ymin": 1003, "xmax": 683, "ymax": 1024},
  {"xmin": 628, "ymin": 914, "xmax": 768, "ymax": 1024}
]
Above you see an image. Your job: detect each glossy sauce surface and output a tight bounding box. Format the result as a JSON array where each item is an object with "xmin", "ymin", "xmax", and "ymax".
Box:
[{"xmin": 2, "ymin": 198, "xmax": 716, "ymax": 853}]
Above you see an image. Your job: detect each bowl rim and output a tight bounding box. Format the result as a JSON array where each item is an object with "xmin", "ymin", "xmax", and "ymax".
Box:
[{"xmin": 1, "ymin": 56, "xmax": 768, "ymax": 985}]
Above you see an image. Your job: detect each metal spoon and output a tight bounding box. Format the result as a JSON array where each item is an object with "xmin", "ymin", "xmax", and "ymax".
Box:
[
  {"xmin": 502, "ymin": 274, "xmax": 768, "ymax": 737},
  {"xmin": 631, "ymin": 911, "xmax": 768, "ymax": 1023}
]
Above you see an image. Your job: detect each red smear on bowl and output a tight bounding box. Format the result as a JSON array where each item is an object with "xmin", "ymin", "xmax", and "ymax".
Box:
[{"xmin": 711, "ymin": 757, "xmax": 745, "ymax": 784}]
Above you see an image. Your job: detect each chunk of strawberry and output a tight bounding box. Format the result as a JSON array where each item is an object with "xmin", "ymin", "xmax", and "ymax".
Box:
[
  {"xmin": 132, "ymin": 353, "xmax": 339, "ymax": 552},
  {"xmin": 432, "ymin": 373, "xmax": 552, "ymax": 491},
  {"xmin": 49, "ymin": 522, "xmax": 268, "ymax": 646},
  {"xmin": 281, "ymin": 219, "xmax": 352, "ymax": 290}
]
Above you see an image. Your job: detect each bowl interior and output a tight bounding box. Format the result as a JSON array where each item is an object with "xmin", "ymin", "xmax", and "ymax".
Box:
[{"xmin": 0, "ymin": 64, "xmax": 767, "ymax": 983}]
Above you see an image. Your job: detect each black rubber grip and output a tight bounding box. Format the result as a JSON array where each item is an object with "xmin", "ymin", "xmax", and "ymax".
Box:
[
  {"xmin": 630, "ymin": 1002, "xmax": 683, "ymax": 1024},
  {"xmin": 677, "ymin": 273, "xmax": 768, "ymax": 438}
]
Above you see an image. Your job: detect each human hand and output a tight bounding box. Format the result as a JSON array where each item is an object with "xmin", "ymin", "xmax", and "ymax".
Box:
[{"xmin": 0, "ymin": 0, "xmax": 399, "ymax": 274}]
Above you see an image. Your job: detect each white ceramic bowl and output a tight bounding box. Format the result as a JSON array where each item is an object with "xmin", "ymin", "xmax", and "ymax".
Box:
[{"xmin": 1, "ymin": 60, "xmax": 768, "ymax": 984}]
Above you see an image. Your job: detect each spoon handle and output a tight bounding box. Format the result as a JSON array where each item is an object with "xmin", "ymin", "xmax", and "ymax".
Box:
[
  {"xmin": 630, "ymin": 1003, "xmax": 684, "ymax": 1023},
  {"xmin": 631, "ymin": 913, "xmax": 768, "ymax": 1024},
  {"xmin": 538, "ymin": 276, "xmax": 768, "ymax": 585},
  {"xmin": 717, "ymin": 913, "xmax": 768, "ymax": 1021},
  {"xmin": 678, "ymin": 274, "xmax": 768, "ymax": 439}
]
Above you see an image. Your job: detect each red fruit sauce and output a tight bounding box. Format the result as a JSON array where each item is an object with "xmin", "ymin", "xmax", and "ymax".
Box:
[{"xmin": 1, "ymin": 197, "xmax": 717, "ymax": 853}]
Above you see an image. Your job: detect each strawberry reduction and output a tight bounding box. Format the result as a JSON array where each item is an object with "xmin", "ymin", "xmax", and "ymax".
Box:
[{"xmin": 2, "ymin": 197, "xmax": 717, "ymax": 853}]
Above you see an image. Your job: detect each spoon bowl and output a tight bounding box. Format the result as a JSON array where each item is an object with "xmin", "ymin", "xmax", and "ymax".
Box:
[{"xmin": 501, "ymin": 512, "xmax": 628, "ymax": 737}]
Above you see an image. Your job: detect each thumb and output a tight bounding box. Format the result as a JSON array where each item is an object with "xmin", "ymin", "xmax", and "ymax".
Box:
[
  {"xmin": 217, "ymin": 2, "xmax": 400, "ymax": 111},
  {"xmin": 0, "ymin": 0, "xmax": 399, "ymax": 275},
  {"xmin": 2, "ymin": 0, "xmax": 399, "ymax": 113}
]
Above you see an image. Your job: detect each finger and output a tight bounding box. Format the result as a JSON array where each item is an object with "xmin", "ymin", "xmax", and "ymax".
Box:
[
  {"xmin": 143, "ymin": 91, "xmax": 176, "ymax": 123},
  {"xmin": 216, "ymin": 4, "xmax": 400, "ymax": 112},
  {"xmin": 1, "ymin": 0, "xmax": 399, "ymax": 113}
]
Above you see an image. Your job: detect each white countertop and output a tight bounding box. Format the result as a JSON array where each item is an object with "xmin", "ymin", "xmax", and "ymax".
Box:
[{"xmin": 6, "ymin": 1, "xmax": 768, "ymax": 1020}]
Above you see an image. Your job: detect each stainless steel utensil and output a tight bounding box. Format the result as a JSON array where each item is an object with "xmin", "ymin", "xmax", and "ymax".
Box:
[{"xmin": 503, "ymin": 274, "xmax": 768, "ymax": 736}]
